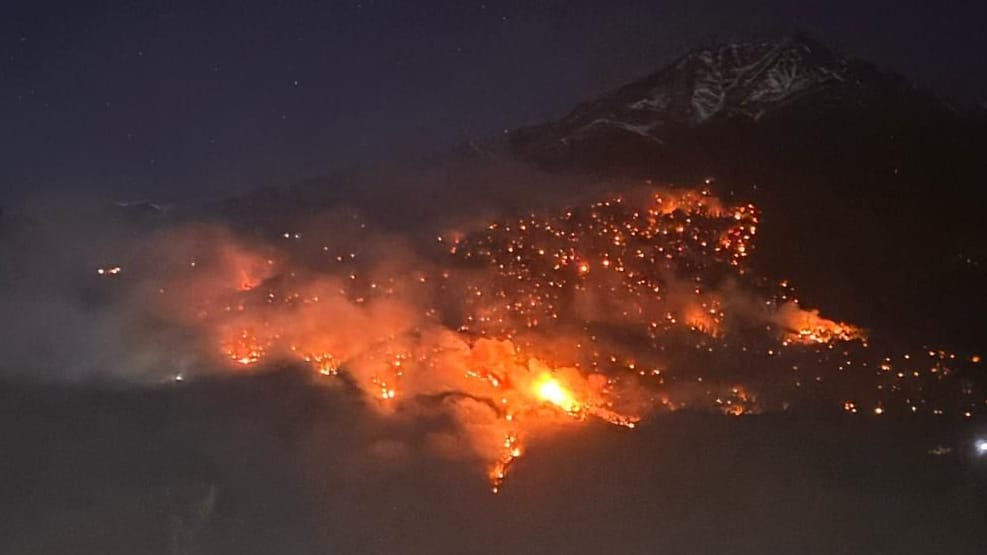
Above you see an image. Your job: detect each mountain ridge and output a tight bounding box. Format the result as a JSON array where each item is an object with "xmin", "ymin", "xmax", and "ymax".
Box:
[{"xmin": 509, "ymin": 32, "xmax": 968, "ymax": 176}]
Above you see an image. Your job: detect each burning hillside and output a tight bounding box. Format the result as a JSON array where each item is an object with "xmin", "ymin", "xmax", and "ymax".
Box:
[{"xmin": 52, "ymin": 184, "xmax": 966, "ymax": 491}]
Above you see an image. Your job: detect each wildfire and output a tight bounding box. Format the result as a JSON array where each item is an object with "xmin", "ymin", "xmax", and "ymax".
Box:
[
  {"xmin": 301, "ymin": 352, "xmax": 339, "ymax": 375},
  {"xmin": 105, "ymin": 182, "xmax": 982, "ymax": 492},
  {"xmin": 778, "ymin": 306, "xmax": 864, "ymax": 344},
  {"xmin": 222, "ymin": 329, "xmax": 266, "ymax": 366},
  {"xmin": 189, "ymin": 185, "xmax": 873, "ymax": 489}
]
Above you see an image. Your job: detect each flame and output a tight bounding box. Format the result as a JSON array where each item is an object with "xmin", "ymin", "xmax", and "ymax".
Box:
[
  {"xmin": 534, "ymin": 374, "xmax": 580, "ymax": 413},
  {"xmin": 222, "ymin": 329, "xmax": 266, "ymax": 366},
  {"xmin": 777, "ymin": 304, "xmax": 864, "ymax": 344}
]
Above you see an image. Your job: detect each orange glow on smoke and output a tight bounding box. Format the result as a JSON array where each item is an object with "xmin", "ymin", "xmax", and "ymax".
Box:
[
  {"xmin": 222, "ymin": 329, "xmax": 266, "ymax": 366},
  {"xmin": 777, "ymin": 304, "xmax": 864, "ymax": 344},
  {"xmin": 140, "ymin": 185, "xmax": 881, "ymax": 492}
]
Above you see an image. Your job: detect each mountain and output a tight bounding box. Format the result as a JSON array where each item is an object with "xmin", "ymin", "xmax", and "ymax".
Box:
[
  {"xmin": 207, "ymin": 33, "xmax": 985, "ymax": 347},
  {"xmin": 509, "ymin": 33, "xmax": 987, "ymax": 347},
  {"xmin": 509, "ymin": 32, "xmax": 964, "ymax": 177}
]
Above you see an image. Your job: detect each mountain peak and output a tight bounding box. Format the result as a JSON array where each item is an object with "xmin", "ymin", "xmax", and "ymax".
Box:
[
  {"xmin": 667, "ymin": 32, "xmax": 851, "ymax": 123},
  {"xmin": 508, "ymin": 33, "xmax": 953, "ymax": 174}
]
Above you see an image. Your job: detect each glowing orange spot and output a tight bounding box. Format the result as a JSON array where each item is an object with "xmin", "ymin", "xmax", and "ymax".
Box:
[{"xmin": 534, "ymin": 374, "xmax": 580, "ymax": 413}]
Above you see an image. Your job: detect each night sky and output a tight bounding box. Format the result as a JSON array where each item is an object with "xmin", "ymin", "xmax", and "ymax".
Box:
[{"xmin": 2, "ymin": 0, "xmax": 986, "ymax": 205}]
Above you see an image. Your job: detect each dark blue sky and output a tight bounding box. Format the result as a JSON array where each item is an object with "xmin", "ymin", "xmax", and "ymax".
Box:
[{"xmin": 2, "ymin": 0, "xmax": 985, "ymax": 205}]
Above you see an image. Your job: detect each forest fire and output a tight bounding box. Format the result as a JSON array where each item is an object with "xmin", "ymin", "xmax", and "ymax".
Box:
[{"xmin": 89, "ymin": 184, "xmax": 983, "ymax": 491}]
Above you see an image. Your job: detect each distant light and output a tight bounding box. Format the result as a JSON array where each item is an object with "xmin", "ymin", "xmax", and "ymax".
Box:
[{"xmin": 975, "ymin": 439, "xmax": 987, "ymax": 456}]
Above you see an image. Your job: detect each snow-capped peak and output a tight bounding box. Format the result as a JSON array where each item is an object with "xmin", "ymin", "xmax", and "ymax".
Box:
[{"xmin": 509, "ymin": 33, "xmax": 938, "ymax": 165}]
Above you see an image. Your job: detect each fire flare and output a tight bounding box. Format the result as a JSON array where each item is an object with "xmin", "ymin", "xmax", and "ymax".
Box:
[{"xmin": 535, "ymin": 374, "xmax": 580, "ymax": 413}]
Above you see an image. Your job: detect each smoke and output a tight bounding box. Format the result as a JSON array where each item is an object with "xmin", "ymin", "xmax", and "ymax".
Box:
[
  {"xmin": 7, "ymin": 161, "xmax": 966, "ymax": 490},
  {"xmin": 0, "ymin": 198, "xmax": 193, "ymax": 382}
]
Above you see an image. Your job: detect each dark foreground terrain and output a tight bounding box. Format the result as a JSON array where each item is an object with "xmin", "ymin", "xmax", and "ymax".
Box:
[{"xmin": 2, "ymin": 370, "xmax": 986, "ymax": 555}]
